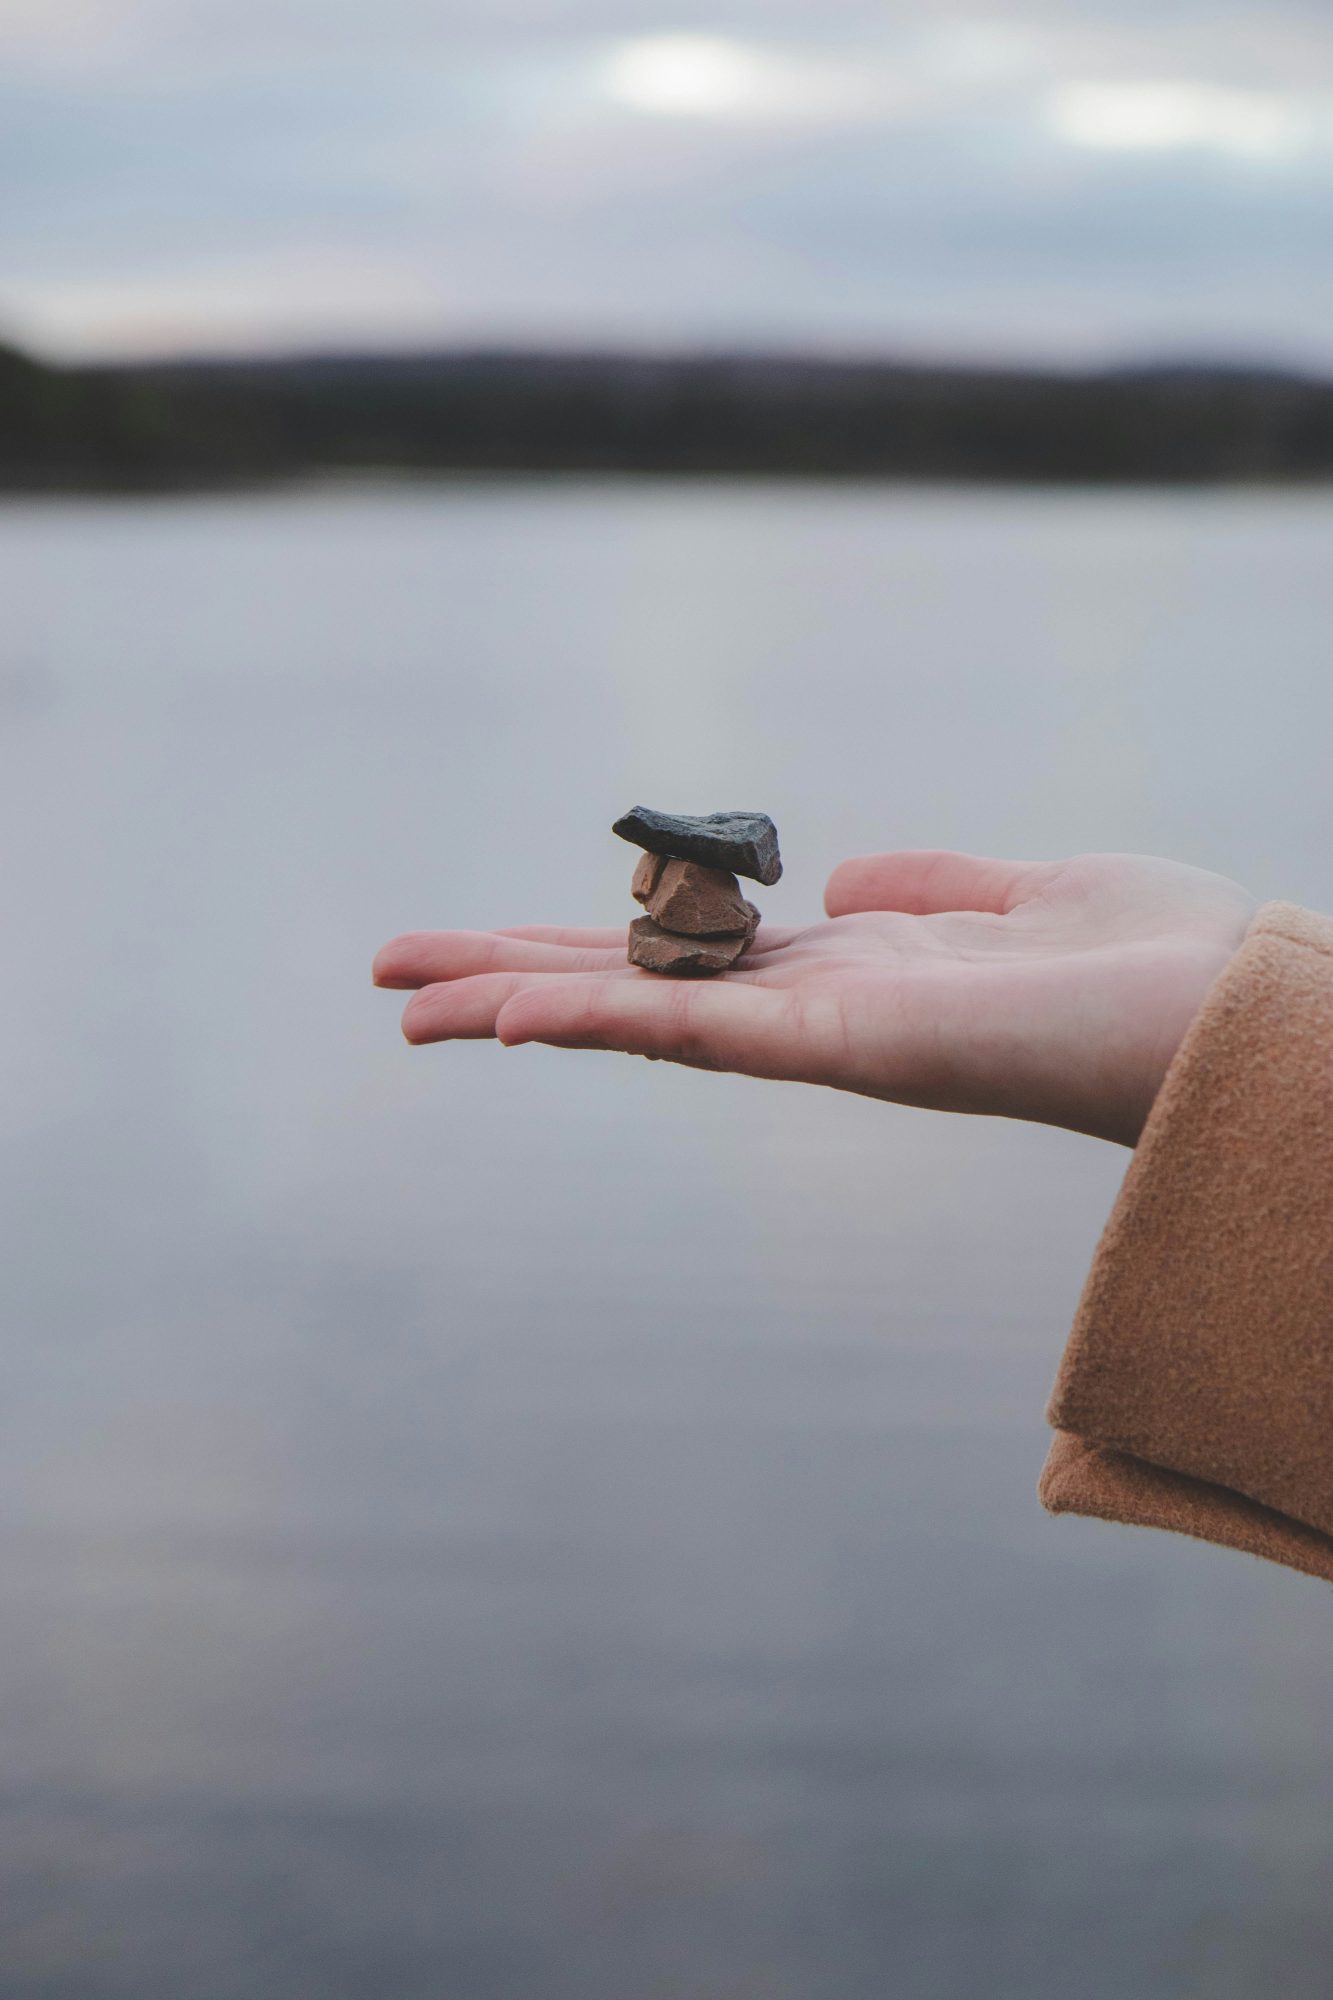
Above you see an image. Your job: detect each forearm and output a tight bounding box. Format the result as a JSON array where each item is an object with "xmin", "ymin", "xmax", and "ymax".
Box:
[{"xmin": 1042, "ymin": 902, "xmax": 1333, "ymax": 1583}]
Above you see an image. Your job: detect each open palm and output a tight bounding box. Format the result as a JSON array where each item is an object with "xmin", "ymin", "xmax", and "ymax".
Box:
[{"xmin": 374, "ymin": 849, "xmax": 1255, "ymax": 1146}]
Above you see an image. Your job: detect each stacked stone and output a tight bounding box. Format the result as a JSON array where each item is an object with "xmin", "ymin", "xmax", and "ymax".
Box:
[{"xmin": 612, "ymin": 806, "xmax": 782, "ymax": 977}]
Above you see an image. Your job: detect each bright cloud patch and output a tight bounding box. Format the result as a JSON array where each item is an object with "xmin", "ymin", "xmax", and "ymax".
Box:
[
  {"xmin": 1049, "ymin": 81, "xmax": 1303, "ymax": 157},
  {"xmin": 597, "ymin": 34, "xmax": 882, "ymax": 124}
]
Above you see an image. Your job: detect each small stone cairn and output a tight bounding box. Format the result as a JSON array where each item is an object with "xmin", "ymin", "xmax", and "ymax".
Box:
[{"xmin": 612, "ymin": 806, "xmax": 782, "ymax": 976}]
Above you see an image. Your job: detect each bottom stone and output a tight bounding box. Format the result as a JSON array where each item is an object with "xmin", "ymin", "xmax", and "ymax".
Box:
[{"xmin": 627, "ymin": 917, "xmax": 752, "ymax": 976}]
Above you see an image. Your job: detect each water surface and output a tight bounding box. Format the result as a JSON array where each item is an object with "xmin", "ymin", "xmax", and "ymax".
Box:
[{"xmin": 2, "ymin": 482, "xmax": 1331, "ymax": 1998}]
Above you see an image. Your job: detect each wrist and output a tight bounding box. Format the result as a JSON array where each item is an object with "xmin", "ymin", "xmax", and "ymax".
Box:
[{"xmin": 1119, "ymin": 913, "xmax": 1257, "ymax": 1145}]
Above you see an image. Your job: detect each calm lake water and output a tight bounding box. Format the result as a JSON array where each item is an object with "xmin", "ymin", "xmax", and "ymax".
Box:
[{"xmin": 2, "ymin": 482, "xmax": 1332, "ymax": 1999}]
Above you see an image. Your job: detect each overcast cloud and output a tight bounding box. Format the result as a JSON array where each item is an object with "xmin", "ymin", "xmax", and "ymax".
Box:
[{"xmin": 2, "ymin": 0, "xmax": 1330, "ymax": 364}]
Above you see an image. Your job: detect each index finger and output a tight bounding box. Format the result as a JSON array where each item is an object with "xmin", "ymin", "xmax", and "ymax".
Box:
[
  {"xmin": 373, "ymin": 926, "xmax": 626, "ymax": 988},
  {"xmin": 494, "ymin": 970, "xmax": 802, "ymax": 1081}
]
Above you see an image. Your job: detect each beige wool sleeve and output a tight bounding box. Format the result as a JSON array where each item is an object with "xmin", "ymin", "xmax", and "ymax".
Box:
[{"xmin": 1040, "ymin": 901, "xmax": 1333, "ymax": 1584}]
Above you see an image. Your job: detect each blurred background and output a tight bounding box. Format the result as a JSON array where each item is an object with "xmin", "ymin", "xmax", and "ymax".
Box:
[{"xmin": 2, "ymin": 5, "xmax": 1333, "ymax": 1997}]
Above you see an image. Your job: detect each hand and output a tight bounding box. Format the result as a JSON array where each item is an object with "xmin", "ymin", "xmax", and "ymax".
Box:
[{"xmin": 373, "ymin": 851, "xmax": 1257, "ymax": 1146}]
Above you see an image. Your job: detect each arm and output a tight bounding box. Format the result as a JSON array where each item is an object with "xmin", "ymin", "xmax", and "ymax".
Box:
[{"xmin": 1042, "ymin": 901, "xmax": 1333, "ymax": 1584}]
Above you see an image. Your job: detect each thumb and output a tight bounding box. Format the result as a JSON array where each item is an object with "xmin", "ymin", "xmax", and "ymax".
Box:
[{"xmin": 825, "ymin": 848, "xmax": 1045, "ymax": 918}]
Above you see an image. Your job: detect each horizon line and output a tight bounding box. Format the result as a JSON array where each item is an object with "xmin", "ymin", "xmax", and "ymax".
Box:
[{"xmin": 7, "ymin": 332, "xmax": 1326, "ymax": 386}]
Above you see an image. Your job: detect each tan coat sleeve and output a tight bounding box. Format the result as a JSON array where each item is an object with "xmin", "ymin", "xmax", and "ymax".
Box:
[{"xmin": 1040, "ymin": 901, "xmax": 1333, "ymax": 1584}]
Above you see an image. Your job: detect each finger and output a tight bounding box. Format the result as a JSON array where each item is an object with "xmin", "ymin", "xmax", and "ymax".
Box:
[
  {"xmin": 402, "ymin": 971, "xmax": 596, "ymax": 1043},
  {"xmin": 492, "ymin": 921, "xmax": 804, "ymax": 961},
  {"xmin": 374, "ymin": 929, "xmax": 625, "ymax": 989},
  {"xmin": 824, "ymin": 849, "xmax": 1046, "ymax": 919},
  {"xmin": 495, "ymin": 926, "xmax": 628, "ymax": 947},
  {"xmin": 495, "ymin": 973, "xmax": 800, "ymax": 1080}
]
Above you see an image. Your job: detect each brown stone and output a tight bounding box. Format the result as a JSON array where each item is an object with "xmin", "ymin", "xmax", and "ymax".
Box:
[
  {"xmin": 631, "ymin": 851, "xmax": 667, "ymax": 904},
  {"xmin": 627, "ymin": 917, "xmax": 752, "ymax": 976},
  {"xmin": 645, "ymin": 858, "xmax": 758, "ymax": 937}
]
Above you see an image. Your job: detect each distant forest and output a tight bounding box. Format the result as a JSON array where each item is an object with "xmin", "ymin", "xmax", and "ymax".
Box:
[{"xmin": 3, "ymin": 338, "xmax": 1332, "ymax": 489}]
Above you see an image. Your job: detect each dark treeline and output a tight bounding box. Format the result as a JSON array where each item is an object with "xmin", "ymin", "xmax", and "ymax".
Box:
[{"xmin": 3, "ymin": 338, "xmax": 1332, "ymax": 489}]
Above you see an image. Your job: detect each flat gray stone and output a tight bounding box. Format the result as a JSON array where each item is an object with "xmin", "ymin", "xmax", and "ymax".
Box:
[{"xmin": 613, "ymin": 806, "xmax": 782, "ymax": 886}]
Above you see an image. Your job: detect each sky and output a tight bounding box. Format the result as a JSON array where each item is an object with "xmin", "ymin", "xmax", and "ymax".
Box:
[{"xmin": 2, "ymin": 0, "xmax": 1331, "ymax": 367}]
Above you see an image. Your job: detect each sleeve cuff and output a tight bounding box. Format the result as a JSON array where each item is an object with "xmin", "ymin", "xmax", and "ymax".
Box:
[{"xmin": 1040, "ymin": 900, "xmax": 1333, "ymax": 1583}]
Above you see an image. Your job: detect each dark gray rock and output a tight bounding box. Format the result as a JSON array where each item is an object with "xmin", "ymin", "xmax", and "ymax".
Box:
[
  {"xmin": 613, "ymin": 806, "xmax": 782, "ymax": 886},
  {"xmin": 627, "ymin": 917, "xmax": 752, "ymax": 976}
]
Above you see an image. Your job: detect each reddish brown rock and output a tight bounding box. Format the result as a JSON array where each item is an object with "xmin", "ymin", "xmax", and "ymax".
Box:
[
  {"xmin": 645, "ymin": 858, "xmax": 758, "ymax": 937},
  {"xmin": 631, "ymin": 851, "xmax": 667, "ymax": 904},
  {"xmin": 627, "ymin": 917, "xmax": 752, "ymax": 976}
]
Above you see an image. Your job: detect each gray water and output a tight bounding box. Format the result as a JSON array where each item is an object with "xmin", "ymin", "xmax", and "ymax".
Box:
[{"xmin": 1, "ymin": 482, "xmax": 1331, "ymax": 1999}]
